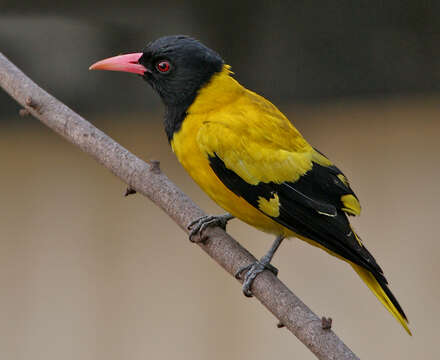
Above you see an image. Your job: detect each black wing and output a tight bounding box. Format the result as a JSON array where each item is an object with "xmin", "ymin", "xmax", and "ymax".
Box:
[{"xmin": 209, "ymin": 152, "xmax": 386, "ymax": 280}]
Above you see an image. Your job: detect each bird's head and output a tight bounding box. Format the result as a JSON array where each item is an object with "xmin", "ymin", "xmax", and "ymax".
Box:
[{"xmin": 89, "ymin": 35, "xmax": 224, "ymax": 107}]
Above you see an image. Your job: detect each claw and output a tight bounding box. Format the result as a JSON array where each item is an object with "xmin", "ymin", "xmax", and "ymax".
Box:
[
  {"xmin": 235, "ymin": 261, "xmax": 279, "ymax": 297},
  {"xmin": 235, "ymin": 235, "xmax": 284, "ymax": 297},
  {"xmin": 187, "ymin": 214, "xmax": 233, "ymax": 243},
  {"xmin": 187, "ymin": 215, "xmax": 211, "ymax": 230}
]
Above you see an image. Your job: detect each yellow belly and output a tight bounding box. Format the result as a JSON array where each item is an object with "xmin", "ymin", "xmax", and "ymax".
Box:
[{"xmin": 171, "ymin": 114, "xmax": 287, "ymax": 236}]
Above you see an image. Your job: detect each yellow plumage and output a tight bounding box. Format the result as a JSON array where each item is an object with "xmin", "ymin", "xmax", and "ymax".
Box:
[
  {"xmin": 172, "ymin": 67, "xmax": 290, "ymax": 233},
  {"xmin": 352, "ymin": 264, "xmax": 411, "ymax": 334},
  {"xmin": 171, "ymin": 65, "xmax": 410, "ymax": 334},
  {"xmin": 90, "ymin": 35, "xmax": 410, "ymax": 335}
]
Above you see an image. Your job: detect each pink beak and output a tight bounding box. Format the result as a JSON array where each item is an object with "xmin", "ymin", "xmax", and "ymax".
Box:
[{"xmin": 89, "ymin": 52, "xmax": 147, "ymax": 75}]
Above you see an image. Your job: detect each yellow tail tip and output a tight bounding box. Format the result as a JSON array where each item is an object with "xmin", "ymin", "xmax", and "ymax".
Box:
[
  {"xmin": 403, "ymin": 319, "xmax": 412, "ymax": 336},
  {"xmin": 352, "ymin": 264, "xmax": 412, "ymax": 335}
]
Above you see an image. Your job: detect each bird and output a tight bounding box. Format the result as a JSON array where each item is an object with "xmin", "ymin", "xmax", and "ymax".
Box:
[{"xmin": 90, "ymin": 35, "xmax": 410, "ymax": 334}]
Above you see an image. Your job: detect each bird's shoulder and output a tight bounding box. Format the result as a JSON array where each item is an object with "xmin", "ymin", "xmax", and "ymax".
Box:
[
  {"xmin": 197, "ymin": 87, "xmax": 312, "ymax": 155},
  {"xmin": 197, "ymin": 110, "xmax": 314, "ymax": 186}
]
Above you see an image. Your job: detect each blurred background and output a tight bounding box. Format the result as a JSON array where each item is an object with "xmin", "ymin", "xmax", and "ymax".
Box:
[{"xmin": 1, "ymin": 1, "xmax": 439, "ymax": 359}]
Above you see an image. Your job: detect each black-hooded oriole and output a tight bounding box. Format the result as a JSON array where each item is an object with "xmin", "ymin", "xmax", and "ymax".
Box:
[{"xmin": 90, "ymin": 35, "xmax": 410, "ymax": 334}]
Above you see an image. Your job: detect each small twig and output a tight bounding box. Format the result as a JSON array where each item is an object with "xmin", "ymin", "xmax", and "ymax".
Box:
[
  {"xmin": 25, "ymin": 96, "xmax": 35, "ymax": 107},
  {"xmin": 25, "ymin": 96, "xmax": 41, "ymax": 113},
  {"xmin": 0, "ymin": 52, "xmax": 359, "ymax": 360},
  {"xmin": 322, "ymin": 317, "xmax": 333, "ymax": 330},
  {"xmin": 277, "ymin": 321, "xmax": 285, "ymax": 328},
  {"xmin": 149, "ymin": 159, "xmax": 161, "ymax": 174},
  {"xmin": 18, "ymin": 108, "xmax": 30, "ymax": 117},
  {"xmin": 124, "ymin": 186, "xmax": 137, "ymax": 196}
]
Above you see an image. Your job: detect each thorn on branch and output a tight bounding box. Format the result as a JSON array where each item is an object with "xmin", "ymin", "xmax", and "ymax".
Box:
[
  {"xmin": 25, "ymin": 96, "xmax": 36, "ymax": 107},
  {"xmin": 149, "ymin": 160, "xmax": 161, "ymax": 174},
  {"xmin": 24, "ymin": 96, "xmax": 41, "ymax": 113},
  {"xmin": 19, "ymin": 108, "xmax": 30, "ymax": 117},
  {"xmin": 322, "ymin": 316, "xmax": 332, "ymax": 330},
  {"xmin": 277, "ymin": 321, "xmax": 285, "ymax": 328},
  {"xmin": 124, "ymin": 186, "xmax": 137, "ymax": 197}
]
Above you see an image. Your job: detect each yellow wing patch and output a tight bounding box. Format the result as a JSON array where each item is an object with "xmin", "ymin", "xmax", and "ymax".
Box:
[
  {"xmin": 337, "ymin": 174, "xmax": 349, "ymax": 186},
  {"xmin": 258, "ymin": 193, "xmax": 280, "ymax": 217},
  {"xmin": 341, "ymin": 194, "xmax": 361, "ymax": 216}
]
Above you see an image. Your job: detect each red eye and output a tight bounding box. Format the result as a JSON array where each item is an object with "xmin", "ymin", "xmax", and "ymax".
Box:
[{"xmin": 156, "ymin": 60, "xmax": 171, "ymax": 73}]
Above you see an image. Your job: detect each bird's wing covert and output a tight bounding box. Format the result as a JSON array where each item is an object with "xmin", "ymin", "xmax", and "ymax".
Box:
[{"xmin": 197, "ymin": 115, "xmax": 381, "ymax": 275}]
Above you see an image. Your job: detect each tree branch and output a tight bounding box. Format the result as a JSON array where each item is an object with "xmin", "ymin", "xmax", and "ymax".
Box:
[{"xmin": 0, "ymin": 52, "xmax": 359, "ymax": 360}]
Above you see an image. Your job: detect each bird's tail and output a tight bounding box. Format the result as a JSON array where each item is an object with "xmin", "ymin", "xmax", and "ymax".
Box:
[{"xmin": 351, "ymin": 263, "xmax": 411, "ymax": 335}]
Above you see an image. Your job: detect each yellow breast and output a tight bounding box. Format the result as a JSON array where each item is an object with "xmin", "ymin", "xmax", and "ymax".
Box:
[{"xmin": 171, "ymin": 112, "xmax": 286, "ymax": 235}]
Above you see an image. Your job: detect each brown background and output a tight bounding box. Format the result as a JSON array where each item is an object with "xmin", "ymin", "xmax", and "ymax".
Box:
[{"xmin": 1, "ymin": 99, "xmax": 439, "ymax": 359}]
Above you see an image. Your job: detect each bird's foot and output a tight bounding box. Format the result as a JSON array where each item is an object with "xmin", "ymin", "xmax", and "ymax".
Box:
[
  {"xmin": 234, "ymin": 260, "xmax": 279, "ymax": 297},
  {"xmin": 235, "ymin": 235, "xmax": 284, "ymax": 297},
  {"xmin": 187, "ymin": 213, "xmax": 234, "ymax": 243}
]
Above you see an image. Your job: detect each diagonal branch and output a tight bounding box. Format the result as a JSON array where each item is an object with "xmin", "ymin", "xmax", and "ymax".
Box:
[{"xmin": 0, "ymin": 52, "xmax": 359, "ymax": 360}]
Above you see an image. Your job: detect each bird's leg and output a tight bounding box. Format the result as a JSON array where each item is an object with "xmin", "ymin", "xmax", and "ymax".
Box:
[
  {"xmin": 235, "ymin": 235, "xmax": 284, "ymax": 297},
  {"xmin": 187, "ymin": 213, "xmax": 234, "ymax": 242}
]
